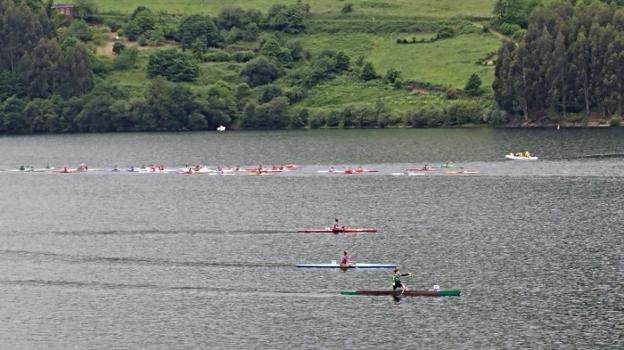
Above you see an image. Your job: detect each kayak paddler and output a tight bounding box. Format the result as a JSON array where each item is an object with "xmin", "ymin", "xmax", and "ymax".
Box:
[
  {"xmin": 332, "ymin": 218, "xmax": 343, "ymax": 232},
  {"xmin": 339, "ymin": 251, "xmax": 352, "ymax": 268},
  {"xmin": 392, "ymin": 268, "xmax": 411, "ymax": 294}
]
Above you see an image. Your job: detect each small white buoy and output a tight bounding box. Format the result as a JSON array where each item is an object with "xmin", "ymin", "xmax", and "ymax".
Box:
[
  {"xmin": 433, "ymin": 284, "xmax": 440, "ymax": 291},
  {"xmin": 217, "ymin": 125, "xmax": 226, "ymax": 132}
]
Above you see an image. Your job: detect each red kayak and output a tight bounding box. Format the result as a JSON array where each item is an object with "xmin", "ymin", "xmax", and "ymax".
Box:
[{"xmin": 297, "ymin": 227, "xmax": 377, "ymax": 233}]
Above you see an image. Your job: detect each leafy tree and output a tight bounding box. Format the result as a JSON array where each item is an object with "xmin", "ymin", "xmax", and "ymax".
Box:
[
  {"xmin": 335, "ymin": 51, "xmax": 350, "ymax": 71},
  {"xmin": 239, "ymin": 56, "xmax": 280, "ymax": 86},
  {"xmin": 147, "ymin": 49, "xmax": 199, "ymax": 82},
  {"xmin": 58, "ymin": 42, "xmax": 94, "ymax": 97},
  {"xmin": 464, "ymin": 73, "xmax": 483, "ymax": 96},
  {"xmin": 0, "ymin": 95, "xmax": 27, "ymax": 132},
  {"xmin": 112, "ymin": 41, "xmax": 125, "ymax": 55},
  {"xmin": 359, "ymin": 62, "xmax": 377, "ymax": 81},
  {"xmin": 0, "ymin": 1, "xmax": 48, "ymax": 72},
  {"xmin": 144, "ymin": 77, "xmax": 181, "ymax": 130},
  {"xmin": 216, "ymin": 6, "xmax": 245, "ymax": 30},
  {"xmin": 178, "ymin": 14, "xmax": 220, "ymax": 51},
  {"xmin": 260, "ymin": 38, "xmax": 283, "ymax": 58},
  {"xmin": 23, "ymin": 98, "xmax": 58, "ymax": 132},
  {"xmin": 242, "ymin": 22, "xmax": 259, "ymax": 41},
  {"xmin": 19, "ymin": 38, "xmax": 63, "ymax": 98},
  {"xmin": 0, "ymin": 70, "xmax": 24, "ymax": 101},
  {"xmin": 266, "ymin": 3, "xmax": 307, "ymax": 33},
  {"xmin": 259, "ymin": 84, "xmax": 282, "ymax": 103},
  {"xmin": 253, "ymin": 96, "xmax": 290, "ymax": 129},
  {"xmin": 202, "ymin": 82, "xmax": 237, "ymax": 128},
  {"xmin": 68, "ymin": 19, "xmax": 92, "ymax": 41},
  {"xmin": 124, "ymin": 6, "xmax": 155, "ymax": 41},
  {"xmin": 384, "ymin": 68, "xmax": 401, "ymax": 84},
  {"xmin": 76, "ymin": 92, "xmax": 115, "ymax": 132},
  {"xmin": 290, "ymin": 108, "xmax": 308, "ymax": 128}
]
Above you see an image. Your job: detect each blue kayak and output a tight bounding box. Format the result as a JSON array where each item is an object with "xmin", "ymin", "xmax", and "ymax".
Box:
[{"xmin": 296, "ymin": 262, "xmax": 396, "ymax": 269}]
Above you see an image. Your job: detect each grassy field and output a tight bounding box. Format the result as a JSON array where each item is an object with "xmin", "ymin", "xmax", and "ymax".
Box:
[
  {"xmin": 88, "ymin": 0, "xmax": 496, "ymax": 18},
  {"xmin": 297, "ymin": 32, "xmax": 500, "ymax": 89}
]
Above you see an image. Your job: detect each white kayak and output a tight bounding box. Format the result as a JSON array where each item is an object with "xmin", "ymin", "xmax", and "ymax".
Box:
[
  {"xmin": 505, "ymin": 154, "xmax": 538, "ymax": 160},
  {"xmin": 296, "ymin": 262, "xmax": 397, "ymax": 269},
  {"xmin": 391, "ymin": 172, "xmax": 425, "ymax": 176}
]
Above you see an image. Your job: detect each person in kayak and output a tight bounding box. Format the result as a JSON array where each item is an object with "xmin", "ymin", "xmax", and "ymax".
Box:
[
  {"xmin": 339, "ymin": 251, "xmax": 352, "ymax": 268},
  {"xmin": 332, "ymin": 218, "xmax": 342, "ymax": 232},
  {"xmin": 392, "ymin": 268, "xmax": 411, "ymax": 294}
]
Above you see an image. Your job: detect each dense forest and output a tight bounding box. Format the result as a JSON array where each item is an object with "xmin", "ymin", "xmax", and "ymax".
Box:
[
  {"xmin": 493, "ymin": 1, "xmax": 624, "ymax": 125},
  {"xmin": 0, "ymin": 0, "xmax": 622, "ymax": 133}
]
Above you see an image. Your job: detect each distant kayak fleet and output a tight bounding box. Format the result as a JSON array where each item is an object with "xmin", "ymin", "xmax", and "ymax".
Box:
[{"xmin": 2, "ymin": 152, "xmax": 537, "ymax": 177}]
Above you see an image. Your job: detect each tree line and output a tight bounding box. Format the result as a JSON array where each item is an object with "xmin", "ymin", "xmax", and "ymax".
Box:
[{"xmin": 493, "ymin": 1, "xmax": 624, "ymax": 122}]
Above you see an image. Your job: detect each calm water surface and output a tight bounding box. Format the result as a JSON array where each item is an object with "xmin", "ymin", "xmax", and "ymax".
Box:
[{"xmin": 0, "ymin": 129, "xmax": 622, "ymax": 349}]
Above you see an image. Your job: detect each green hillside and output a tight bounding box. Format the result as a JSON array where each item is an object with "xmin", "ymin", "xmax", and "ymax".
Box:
[{"xmin": 88, "ymin": 0, "xmax": 500, "ymax": 122}]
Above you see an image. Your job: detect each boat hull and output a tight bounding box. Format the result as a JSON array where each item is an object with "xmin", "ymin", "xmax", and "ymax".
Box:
[
  {"xmin": 297, "ymin": 227, "xmax": 377, "ymax": 233},
  {"xmin": 447, "ymin": 171, "xmax": 480, "ymax": 176},
  {"xmin": 296, "ymin": 263, "xmax": 396, "ymax": 268},
  {"xmin": 505, "ymin": 155, "xmax": 538, "ymax": 160},
  {"xmin": 341, "ymin": 289, "xmax": 461, "ymax": 297}
]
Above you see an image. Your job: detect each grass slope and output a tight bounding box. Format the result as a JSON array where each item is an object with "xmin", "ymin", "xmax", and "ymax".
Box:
[{"xmin": 297, "ymin": 32, "xmax": 500, "ymax": 88}]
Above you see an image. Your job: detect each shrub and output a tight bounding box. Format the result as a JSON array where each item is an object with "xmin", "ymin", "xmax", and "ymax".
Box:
[
  {"xmin": 464, "ymin": 73, "xmax": 482, "ymax": 96},
  {"xmin": 326, "ymin": 111, "xmax": 341, "ymax": 127},
  {"xmin": 232, "ymin": 51, "xmax": 255, "ymax": 62},
  {"xmin": 309, "ymin": 111, "xmax": 326, "ymax": 128},
  {"xmin": 609, "ymin": 115, "xmax": 621, "ymax": 127},
  {"xmin": 498, "ymin": 22, "xmax": 521, "ymax": 36},
  {"xmin": 112, "ymin": 41, "xmax": 125, "ymax": 55},
  {"xmin": 178, "ymin": 14, "xmax": 220, "ymax": 51},
  {"xmin": 383, "ymin": 68, "xmax": 401, "ymax": 84},
  {"xmin": 239, "ymin": 56, "xmax": 281, "ymax": 86},
  {"xmin": 483, "ymin": 107, "xmax": 508, "ymax": 125},
  {"xmin": 290, "ymin": 108, "xmax": 309, "ymax": 128},
  {"xmin": 225, "ymin": 27, "xmax": 244, "ymax": 44},
  {"xmin": 105, "ymin": 19, "xmax": 121, "ymax": 32},
  {"xmin": 436, "ymin": 27, "xmax": 455, "ymax": 39},
  {"xmin": 68, "ymin": 20, "xmax": 93, "ymax": 42},
  {"xmin": 253, "ymin": 97, "xmax": 290, "ymax": 129},
  {"xmin": 446, "ymin": 101, "xmax": 485, "ymax": 125},
  {"xmin": 112, "ymin": 47, "xmax": 139, "ymax": 70},
  {"xmin": 359, "ymin": 62, "xmax": 377, "ymax": 81},
  {"xmin": 266, "ymin": 3, "xmax": 308, "ymax": 33},
  {"xmin": 259, "ymin": 84, "xmax": 283, "ymax": 103},
  {"xmin": 204, "ymin": 51, "xmax": 232, "ymax": 62},
  {"xmin": 147, "ymin": 49, "xmax": 199, "ymax": 82}
]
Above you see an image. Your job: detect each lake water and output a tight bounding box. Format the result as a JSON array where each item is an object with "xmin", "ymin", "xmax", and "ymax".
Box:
[{"xmin": 0, "ymin": 128, "xmax": 622, "ymax": 349}]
